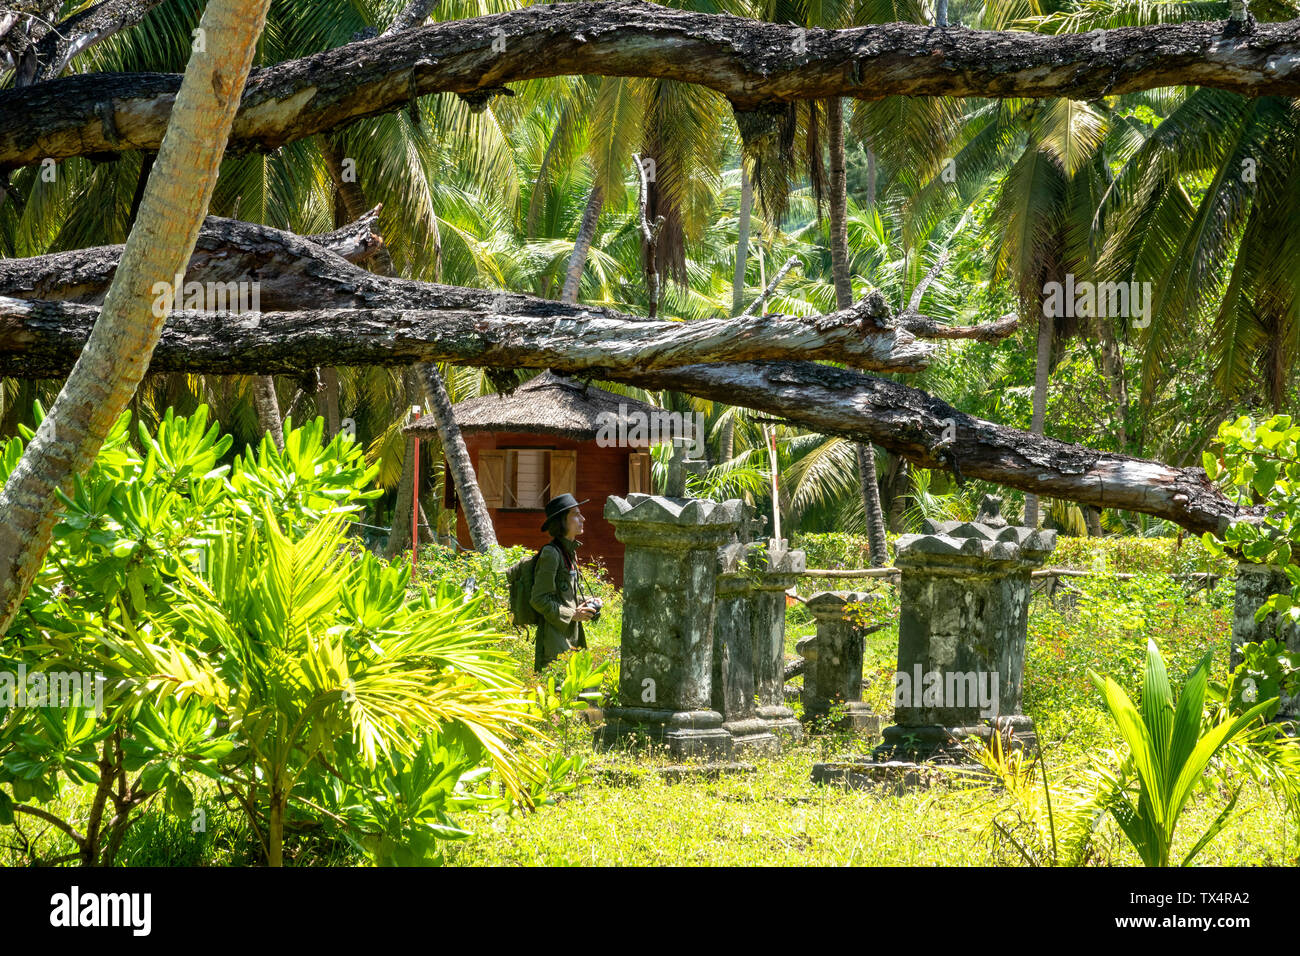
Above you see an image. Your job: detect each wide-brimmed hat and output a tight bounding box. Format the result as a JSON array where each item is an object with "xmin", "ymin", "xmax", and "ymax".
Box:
[{"xmin": 540, "ymin": 493, "xmax": 589, "ymax": 531}]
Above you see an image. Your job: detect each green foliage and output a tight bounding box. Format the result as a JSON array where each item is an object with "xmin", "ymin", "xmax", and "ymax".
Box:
[
  {"xmin": 1089, "ymin": 640, "xmax": 1274, "ymax": 866},
  {"xmin": 1204, "ymin": 414, "xmax": 1300, "ymax": 622},
  {"xmin": 791, "ymin": 532, "xmax": 887, "ymax": 570},
  {"xmin": 1025, "ymin": 568, "xmax": 1231, "ymax": 717},
  {"xmin": 1051, "ymin": 534, "xmax": 1233, "ymax": 577},
  {"xmin": 0, "ymin": 406, "xmax": 555, "ymax": 867},
  {"xmin": 1218, "ymin": 639, "xmax": 1300, "ymax": 717}
]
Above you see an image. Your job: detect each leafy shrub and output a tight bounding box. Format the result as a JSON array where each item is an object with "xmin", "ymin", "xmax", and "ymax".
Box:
[
  {"xmin": 1050, "ymin": 535, "xmax": 1234, "ymax": 578},
  {"xmin": 0, "ymin": 405, "xmax": 571, "ymax": 867}
]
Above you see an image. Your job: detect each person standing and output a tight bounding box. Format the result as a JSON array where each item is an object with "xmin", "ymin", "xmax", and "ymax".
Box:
[{"xmin": 531, "ymin": 493, "xmax": 599, "ymax": 670}]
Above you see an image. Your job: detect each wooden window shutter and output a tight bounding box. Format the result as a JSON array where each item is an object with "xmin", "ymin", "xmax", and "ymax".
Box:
[
  {"xmin": 550, "ymin": 449, "xmax": 577, "ymax": 498},
  {"xmin": 477, "ymin": 450, "xmax": 505, "ymax": 509},
  {"xmin": 628, "ymin": 452, "xmax": 650, "ymax": 494}
]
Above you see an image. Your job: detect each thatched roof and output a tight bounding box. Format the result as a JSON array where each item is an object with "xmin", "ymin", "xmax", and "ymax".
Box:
[{"xmin": 404, "ymin": 371, "xmax": 686, "ymax": 442}]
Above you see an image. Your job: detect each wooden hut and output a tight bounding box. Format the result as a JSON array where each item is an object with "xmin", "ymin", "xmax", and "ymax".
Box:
[{"xmin": 406, "ymin": 371, "xmax": 686, "ymax": 585}]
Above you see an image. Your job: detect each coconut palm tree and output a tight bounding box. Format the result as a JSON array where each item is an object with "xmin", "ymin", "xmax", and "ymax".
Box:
[{"xmin": 0, "ymin": 0, "xmax": 274, "ymax": 635}]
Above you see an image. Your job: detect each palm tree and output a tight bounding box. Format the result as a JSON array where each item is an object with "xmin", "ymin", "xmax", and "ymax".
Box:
[
  {"xmin": 0, "ymin": 0, "xmax": 273, "ymax": 635},
  {"xmin": 828, "ymin": 95, "xmax": 888, "ymax": 563},
  {"xmin": 1097, "ymin": 90, "xmax": 1300, "ymax": 451}
]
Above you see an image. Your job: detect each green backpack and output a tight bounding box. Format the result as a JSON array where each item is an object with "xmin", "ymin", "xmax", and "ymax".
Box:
[{"xmin": 506, "ymin": 545, "xmax": 548, "ymax": 629}]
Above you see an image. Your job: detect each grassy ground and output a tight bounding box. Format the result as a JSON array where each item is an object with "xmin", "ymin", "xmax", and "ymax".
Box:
[
  {"xmin": 445, "ymin": 747, "xmax": 1296, "ymax": 867},
  {"xmin": 446, "ymin": 547, "xmax": 1299, "ymax": 867},
  {"xmin": 6, "ymin": 538, "xmax": 1296, "ymax": 867}
]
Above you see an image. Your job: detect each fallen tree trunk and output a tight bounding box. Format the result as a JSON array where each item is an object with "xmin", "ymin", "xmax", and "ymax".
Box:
[
  {"xmin": 0, "ymin": 210, "xmax": 384, "ymax": 302},
  {"xmin": 596, "ymin": 361, "xmax": 1257, "ymax": 537},
  {"xmin": 0, "ymin": 295, "xmax": 932, "ymax": 376},
  {"xmin": 0, "ymin": 302, "xmax": 1250, "ymax": 533},
  {"xmin": 0, "ymin": 223, "xmax": 1249, "ymax": 534},
  {"xmin": 3, "ymin": 1, "xmax": 1299, "ymax": 169},
  {"xmin": 0, "ymin": 218, "xmax": 1018, "ymax": 374}
]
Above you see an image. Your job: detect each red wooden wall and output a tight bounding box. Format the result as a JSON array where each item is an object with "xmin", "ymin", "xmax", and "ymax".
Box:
[{"xmin": 450, "ymin": 431, "xmax": 641, "ymax": 586}]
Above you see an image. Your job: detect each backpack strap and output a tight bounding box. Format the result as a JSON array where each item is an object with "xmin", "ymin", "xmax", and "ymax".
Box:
[{"xmin": 543, "ymin": 540, "xmax": 585, "ymax": 600}]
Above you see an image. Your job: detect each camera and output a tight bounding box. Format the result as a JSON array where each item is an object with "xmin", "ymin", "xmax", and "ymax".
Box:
[{"xmin": 582, "ymin": 597, "xmax": 603, "ymax": 621}]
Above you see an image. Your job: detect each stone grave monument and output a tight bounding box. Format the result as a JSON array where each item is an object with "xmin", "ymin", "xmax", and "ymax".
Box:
[
  {"xmin": 797, "ymin": 591, "xmax": 881, "ymax": 732},
  {"xmin": 596, "ymin": 494, "xmax": 745, "ymax": 758},
  {"xmin": 813, "ymin": 504, "xmax": 1055, "ymax": 788},
  {"xmin": 714, "ymin": 535, "xmax": 806, "ymax": 752},
  {"xmin": 1231, "ymin": 561, "xmax": 1300, "ymax": 721}
]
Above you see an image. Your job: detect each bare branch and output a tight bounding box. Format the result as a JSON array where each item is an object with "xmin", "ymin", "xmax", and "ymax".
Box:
[
  {"xmin": 4, "ymin": 2, "xmax": 1299, "ymax": 169},
  {"xmin": 740, "ymin": 255, "xmax": 799, "ymax": 318}
]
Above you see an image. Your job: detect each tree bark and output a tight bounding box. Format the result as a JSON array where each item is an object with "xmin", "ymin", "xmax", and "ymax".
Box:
[
  {"xmin": 0, "ymin": 293, "xmax": 951, "ymax": 377},
  {"xmin": 416, "ymin": 363, "xmax": 497, "ymax": 551},
  {"xmin": 866, "ymin": 147, "xmax": 876, "ymax": 209},
  {"xmin": 0, "ymin": 0, "xmax": 272, "ymax": 637},
  {"xmin": 855, "ymin": 441, "xmax": 889, "ymax": 565},
  {"xmin": 829, "ymin": 95, "xmax": 888, "ymax": 566},
  {"xmin": 597, "ymin": 360, "xmax": 1253, "ymax": 537},
  {"xmin": 1093, "ymin": 314, "xmax": 1129, "ymax": 452},
  {"xmin": 13, "ymin": 0, "xmax": 171, "ymax": 86},
  {"xmin": 0, "ymin": 288, "xmax": 1252, "ymax": 533},
  {"xmin": 252, "ymin": 374, "xmax": 285, "ymax": 451},
  {"xmin": 0, "ymin": 211, "xmax": 382, "ymax": 304},
  {"xmin": 732, "ymin": 164, "xmax": 752, "ymax": 320},
  {"xmin": 1024, "ymin": 309, "xmax": 1053, "ymax": 528},
  {"xmin": 320, "ymin": 366, "xmax": 341, "ymax": 437},
  {"xmin": 6, "ymin": 3, "xmax": 1296, "ymax": 170},
  {"xmin": 562, "ymin": 183, "xmax": 604, "ymax": 304},
  {"xmin": 316, "ymin": 133, "xmax": 481, "ymax": 557},
  {"xmin": 826, "ymin": 100, "xmax": 853, "ymax": 311},
  {"xmin": 721, "ymin": 164, "xmax": 752, "ymax": 462}
]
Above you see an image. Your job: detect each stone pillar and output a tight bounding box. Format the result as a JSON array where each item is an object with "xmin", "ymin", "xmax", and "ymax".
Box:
[
  {"xmin": 597, "ymin": 494, "xmax": 744, "ymax": 758},
  {"xmin": 713, "ymin": 539, "xmax": 805, "ymax": 752},
  {"xmin": 798, "ymin": 591, "xmax": 879, "ymax": 731},
  {"xmin": 875, "ymin": 520, "xmax": 1055, "ymax": 763},
  {"xmin": 1232, "ymin": 561, "xmax": 1300, "ymax": 720}
]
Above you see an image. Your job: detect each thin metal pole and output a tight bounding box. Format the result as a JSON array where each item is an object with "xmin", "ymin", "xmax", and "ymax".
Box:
[{"xmin": 411, "ymin": 411, "xmax": 421, "ymax": 574}]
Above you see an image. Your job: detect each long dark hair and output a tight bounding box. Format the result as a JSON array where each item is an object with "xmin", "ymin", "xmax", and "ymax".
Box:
[
  {"xmin": 542, "ymin": 512, "xmax": 567, "ymax": 539},
  {"xmin": 542, "ymin": 511, "xmax": 576, "ymax": 569}
]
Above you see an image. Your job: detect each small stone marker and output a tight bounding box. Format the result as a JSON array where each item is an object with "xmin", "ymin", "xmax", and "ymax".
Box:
[{"xmin": 798, "ymin": 591, "xmax": 880, "ymax": 732}]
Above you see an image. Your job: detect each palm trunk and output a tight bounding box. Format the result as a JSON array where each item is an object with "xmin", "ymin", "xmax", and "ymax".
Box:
[
  {"xmin": 0, "ymin": 0, "xmax": 272, "ymax": 636},
  {"xmin": 1024, "ymin": 309, "xmax": 1053, "ymax": 528},
  {"xmin": 386, "ymin": 367, "xmax": 435, "ymax": 557},
  {"xmin": 417, "ymin": 363, "xmax": 498, "ymax": 551},
  {"xmin": 1094, "ymin": 315, "xmax": 1128, "ymax": 452},
  {"xmin": 827, "ymin": 100, "xmax": 853, "ymax": 310},
  {"xmin": 829, "ymin": 98, "xmax": 887, "ymax": 566},
  {"xmin": 855, "ymin": 442, "xmax": 889, "ymax": 566},
  {"xmin": 268, "ymin": 784, "xmax": 285, "ymax": 867},
  {"xmin": 866, "ymin": 147, "xmax": 877, "ymax": 209},
  {"xmin": 561, "ymin": 182, "xmax": 604, "ymax": 304},
  {"xmin": 721, "ymin": 165, "xmax": 752, "ymax": 462},
  {"xmin": 733, "ymin": 164, "xmax": 752, "ymax": 317},
  {"xmin": 252, "ymin": 375, "xmax": 285, "ymax": 451},
  {"xmin": 321, "ymin": 136, "xmax": 467, "ymax": 554},
  {"xmin": 320, "ymin": 366, "xmax": 342, "ymax": 438}
]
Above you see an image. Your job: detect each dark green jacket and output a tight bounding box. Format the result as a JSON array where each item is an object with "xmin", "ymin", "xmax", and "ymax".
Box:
[{"xmin": 530, "ymin": 537, "xmax": 587, "ymax": 670}]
